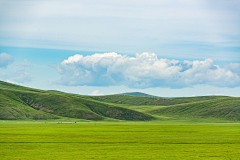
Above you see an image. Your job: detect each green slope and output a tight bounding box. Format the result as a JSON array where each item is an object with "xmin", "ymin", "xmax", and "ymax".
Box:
[
  {"xmin": 150, "ymin": 97, "xmax": 240, "ymax": 121},
  {"xmin": 89, "ymin": 94, "xmax": 227, "ymax": 106},
  {"xmin": 0, "ymin": 90, "xmax": 59, "ymax": 120},
  {"xmin": 0, "ymin": 82, "xmax": 154, "ymax": 121},
  {"xmin": 0, "ymin": 80, "xmax": 45, "ymax": 92},
  {"xmin": 1, "ymin": 80, "xmax": 239, "ymax": 122}
]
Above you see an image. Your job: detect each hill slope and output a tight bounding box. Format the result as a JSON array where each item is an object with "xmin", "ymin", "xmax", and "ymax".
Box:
[
  {"xmin": 0, "ymin": 80, "xmax": 45, "ymax": 92},
  {"xmin": 1, "ymin": 80, "xmax": 239, "ymax": 122},
  {"xmin": 0, "ymin": 81, "xmax": 154, "ymax": 121},
  {"xmin": 0, "ymin": 91, "xmax": 59, "ymax": 120},
  {"xmin": 149, "ymin": 97, "xmax": 240, "ymax": 121},
  {"xmin": 89, "ymin": 95, "xmax": 227, "ymax": 106}
]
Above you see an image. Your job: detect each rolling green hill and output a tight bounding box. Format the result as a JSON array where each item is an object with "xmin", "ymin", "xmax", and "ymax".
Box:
[
  {"xmin": 149, "ymin": 97, "xmax": 240, "ymax": 121},
  {"xmin": 87, "ymin": 93, "xmax": 239, "ymax": 121},
  {"xmin": 88, "ymin": 94, "xmax": 227, "ymax": 106},
  {"xmin": 0, "ymin": 80, "xmax": 239, "ymax": 122},
  {"xmin": 0, "ymin": 80, "xmax": 45, "ymax": 92},
  {"xmin": 0, "ymin": 81, "xmax": 153, "ymax": 121},
  {"xmin": 0, "ymin": 92, "xmax": 59, "ymax": 120}
]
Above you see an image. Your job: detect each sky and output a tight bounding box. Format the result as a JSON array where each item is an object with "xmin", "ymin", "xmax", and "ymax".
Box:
[{"xmin": 0, "ymin": 0, "xmax": 240, "ymax": 97}]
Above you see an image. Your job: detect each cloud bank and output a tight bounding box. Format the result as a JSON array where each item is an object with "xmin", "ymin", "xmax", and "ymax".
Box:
[
  {"xmin": 0, "ymin": 0, "xmax": 239, "ymax": 56},
  {"xmin": 0, "ymin": 53, "xmax": 14, "ymax": 68},
  {"xmin": 55, "ymin": 52, "xmax": 240, "ymax": 89}
]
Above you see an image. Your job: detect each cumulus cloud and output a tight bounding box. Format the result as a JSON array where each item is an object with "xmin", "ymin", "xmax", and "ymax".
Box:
[
  {"xmin": 226, "ymin": 63, "xmax": 240, "ymax": 75},
  {"xmin": 0, "ymin": 68, "xmax": 32, "ymax": 84},
  {"xmin": 89, "ymin": 90, "xmax": 104, "ymax": 96},
  {"xmin": 0, "ymin": 53, "xmax": 14, "ymax": 68},
  {"xmin": 55, "ymin": 52, "xmax": 240, "ymax": 88}
]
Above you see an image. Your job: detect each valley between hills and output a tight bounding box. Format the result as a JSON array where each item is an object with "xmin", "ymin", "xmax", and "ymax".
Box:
[{"xmin": 1, "ymin": 80, "xmax": 239, "ymax": 122}]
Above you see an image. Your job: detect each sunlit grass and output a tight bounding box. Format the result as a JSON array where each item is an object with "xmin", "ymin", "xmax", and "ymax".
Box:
[{"xmin": 1, "ymin": 121, "xmax": 240, "ymax": 160}]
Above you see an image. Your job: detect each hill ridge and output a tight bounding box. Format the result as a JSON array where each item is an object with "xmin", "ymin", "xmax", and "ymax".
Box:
[
  {"xmin": 0, "ymin": 81, "xmax": 154, "ymax": 121},
  {"xmin": 118, "ymin": 92, "xmax": 160, "ymax": 98},
  {"xmin": 0, "ymin": 80, "xmax": 239, "ymax": 122}
]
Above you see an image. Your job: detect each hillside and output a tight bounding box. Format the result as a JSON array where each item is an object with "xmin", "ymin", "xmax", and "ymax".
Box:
[
  {"xmin": 0, "ymin": 91, "xmax": 59, "ymax": 120},
  {"xmin": 0, "ymin": 80, "xmax": 45, "ymax": 92},
  {"xmin": 89, "ymin": 95, "xmax": 227, "ymax": 106},
  {"xmin": 149, "ymin": 97, "xmax": 240, "ymax": 121},
  {"xmin": 0, "ymin": 81, "xmax": 154, "ymax": 121},
  {"xmin": 88, "ymin": 94, "xmax": 240, "ymax": 121},
  {"xmin": 0, "ymin": 80, "xmax": 239, "ymax": 122}
]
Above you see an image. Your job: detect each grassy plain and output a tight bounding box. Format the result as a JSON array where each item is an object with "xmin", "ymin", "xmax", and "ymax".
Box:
[
  {"xmin": 1, "ymin": 121, "xmax": 240, "ymax": 160},
  {"xmin": 1, "ymin": 80, "xmax": 240, "ymax": 159}
]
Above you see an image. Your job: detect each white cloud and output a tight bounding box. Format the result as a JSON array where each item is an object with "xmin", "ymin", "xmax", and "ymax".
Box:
[
  {"xmin": 55, "ymin": 52, "xmax": 240, "ymax": 88},
  {"xmin": 0, "ymin": 52, "xmax": 14, "ymax": 68},
  {"xmin": 15, "ymin": 59, "xmax": 33, "ymax": 67},
  {"xmin": 226, "ymin": 63, "xmax": 240, "ymax": 75},
  {"xmin": 89, "ymin": 90, "xmax": 104, "ymax": 96},
  {"xmin": 0, "ymin": 68, "xmax": 32, "ymax": 84},
  {"xmin": 0, "ymin": 0, "xmax": 239, "ymax": 54},
  {"xmin": 61, "ymin": 55, "xmax": 83, "ymax": 64},
  {"xmin": 0, "ymin": 53, "xmax": 32, "ymax": 84}
]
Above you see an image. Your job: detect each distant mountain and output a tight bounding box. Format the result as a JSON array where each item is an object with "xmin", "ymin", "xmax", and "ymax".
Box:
[{"xmin": 118, "ymin": 92, "xmax": 160, "ymax": 98}]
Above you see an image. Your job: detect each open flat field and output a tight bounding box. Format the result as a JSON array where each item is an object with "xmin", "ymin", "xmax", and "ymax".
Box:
[{"xmin": 1, "ymin": 121, "xmax": 240, "ymax": 160}]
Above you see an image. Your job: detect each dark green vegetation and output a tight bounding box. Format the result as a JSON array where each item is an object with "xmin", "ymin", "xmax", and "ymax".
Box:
[
  {"xmin": 0, "ymin": 81, "xmax": 153, "ymax": 121},
  {"xmin": 88, "ymin": 93, "xmax": 240, "ymax": 122},
  {"xmin": 1, "ymin": 122, "xmax": 240, "ymax": 160},
  {"xmin": 151, "ymin": 97, "xmax": 240, "ymax": 121},
  {"xmin": 1, "ymin": 80, "xmax": 240, "ymax": 122}
]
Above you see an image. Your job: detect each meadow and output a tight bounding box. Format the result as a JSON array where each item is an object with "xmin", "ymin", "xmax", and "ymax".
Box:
[
  {"xmin": 1, "ymin": 81, "xmax": 240, "ymax": 159},
  {"xmin": 1, "ymin": 121, "xmax": 240, "ymax": 160}
]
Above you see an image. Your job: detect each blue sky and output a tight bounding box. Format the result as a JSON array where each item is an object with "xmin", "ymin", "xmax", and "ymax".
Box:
[{"xmin": 0, "ymin": 0, "xmax": 240, "ymax": 96}]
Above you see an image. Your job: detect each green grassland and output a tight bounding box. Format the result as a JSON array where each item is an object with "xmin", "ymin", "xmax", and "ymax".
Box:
[
  {"xmin": 150, "ymin": 97, "xmax": 240, "ymax": 121},
  {"xmin": 0, "ymin": 80, "xmax": 46, "ymax": 93},
  {"xmin": 0, "ymin": 81, "xmax": 153, "ymax": 121},
  {"xmin": 1, "ymin": 81, "xmax": 240, "ymax": 159},
  {"xmin": 88, "ymin": 94, "xmax": 228, "ymax": 106},
  {"xmin": 1, "ymin": 80, "xmax": 240, "ymax": 122},
  {"xmin": 1, "ymin": 121, "xmax": 240, "ymax": 160},
  {"xmin": 104, "ymin": 97, "xmax": 240, "ymax": 121}
]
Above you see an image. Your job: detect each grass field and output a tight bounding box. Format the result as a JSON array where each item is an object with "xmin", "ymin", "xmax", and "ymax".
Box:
[
  {"xmin": 1, "ymin": 80, "xmax": 240, "ymax": 159},
  {"xmin": 1, "ymin": 121, "xmax": 240, "ymax": 160}
]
